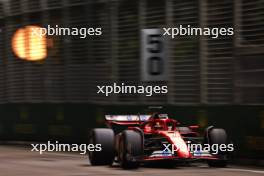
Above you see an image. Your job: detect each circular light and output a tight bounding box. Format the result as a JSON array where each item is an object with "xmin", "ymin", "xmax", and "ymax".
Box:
[{"xmin": 12, "ymin": 25, "xmax": 47, "ymax": 61}]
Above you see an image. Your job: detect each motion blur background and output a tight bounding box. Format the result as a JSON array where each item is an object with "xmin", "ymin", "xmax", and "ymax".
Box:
[{"xmin": 0, "ymin": 0, "xmax": 263, "ymax": 160}]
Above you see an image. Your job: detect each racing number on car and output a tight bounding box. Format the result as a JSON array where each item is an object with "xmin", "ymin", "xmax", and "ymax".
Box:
[{"xmin": 141, "ymin": 29, "xmax": 167, "ymax": 81}]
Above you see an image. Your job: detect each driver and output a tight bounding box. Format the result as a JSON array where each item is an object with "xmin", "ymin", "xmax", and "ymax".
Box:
[{"xmin": 151, "ymin": 112, "xmax": 160, "ymax": 120}]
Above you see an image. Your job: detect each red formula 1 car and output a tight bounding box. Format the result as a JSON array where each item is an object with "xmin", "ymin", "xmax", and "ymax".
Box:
[{"xmin": 88, "ymin": 113, "xmax": 232, "ymax": 169}]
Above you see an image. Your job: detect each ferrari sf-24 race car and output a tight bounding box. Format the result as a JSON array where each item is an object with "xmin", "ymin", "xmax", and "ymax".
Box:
[{"xmin": 88, "ymin": 113, "xmax": 233, "ymax": 169}]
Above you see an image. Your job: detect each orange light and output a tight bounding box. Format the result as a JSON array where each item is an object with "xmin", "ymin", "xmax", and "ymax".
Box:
[{"xmin": 12, "ymin": 25, "xmax": 47, "ymax": 61}]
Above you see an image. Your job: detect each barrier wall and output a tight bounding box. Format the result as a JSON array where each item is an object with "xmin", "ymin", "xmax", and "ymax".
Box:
[{"xmin": 0, "ymin": 104, "xmax": 263, "ymax": 159}]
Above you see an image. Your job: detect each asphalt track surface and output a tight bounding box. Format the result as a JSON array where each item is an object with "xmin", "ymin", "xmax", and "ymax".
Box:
[{"xmin": 0, "ymin": 146, "xmax": 263, "ymax": 176}]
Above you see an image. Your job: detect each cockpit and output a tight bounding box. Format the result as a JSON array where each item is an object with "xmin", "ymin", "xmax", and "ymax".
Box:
[{"xmin": 142, "ymin": 118, "xmax": 177, "ymax": 133}]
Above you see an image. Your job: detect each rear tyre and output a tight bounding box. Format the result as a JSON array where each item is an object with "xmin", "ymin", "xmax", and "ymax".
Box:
[
  {"xmin": 119, "ymin": 130, "xmax": 143, "ymax": 169},
  {"xmin": 88, "ymin": 128, "xmax": 115, "ymax": 165},
  {"xmin": 206, "ymin": 128, "xmax": 228, "ymax": 167}
]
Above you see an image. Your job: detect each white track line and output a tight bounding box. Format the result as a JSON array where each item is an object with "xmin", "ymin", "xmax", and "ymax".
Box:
[{"xmin": 222, "ymin": 168, "xmax": 264, "ymax": 174}]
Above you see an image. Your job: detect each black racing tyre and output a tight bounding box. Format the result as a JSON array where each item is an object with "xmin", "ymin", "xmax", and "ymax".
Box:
[
  {"xmin": 88, "ymin": 128, "xmax": 115, "ymax": 166},
  {"xmin": 208, "ymin": 128, "xmax": 227, "ymax": 145},
  {"xmin": 118, "ymin": 130, "xmax": 143, "ymax": 169},
  {"xmin": 206, "ymin": 128, "xmax": 228, "ymax": 167}
]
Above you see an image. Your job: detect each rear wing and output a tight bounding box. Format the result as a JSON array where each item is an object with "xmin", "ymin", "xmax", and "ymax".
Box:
[{"xmin": 105, "ymin": 115, "xmax": 151, "ymax": 125}]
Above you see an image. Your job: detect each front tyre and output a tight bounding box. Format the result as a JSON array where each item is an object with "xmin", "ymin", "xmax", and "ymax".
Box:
[
  {"xmin": 206, "ymin": 128, "xmax": 228, "ymax": 167},
  {"xmin": 119, "ymin": 130, "xmax": 143, "ymax": 169},
  {"xmin": 88, "ymin": 128, "xmax": 115, "ymax": 166}
]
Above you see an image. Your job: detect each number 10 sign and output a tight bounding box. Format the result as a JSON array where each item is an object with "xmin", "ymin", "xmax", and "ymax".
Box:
[{"xmin": 141, "ymin": 29, "xmax": 168, "ymax": 81}]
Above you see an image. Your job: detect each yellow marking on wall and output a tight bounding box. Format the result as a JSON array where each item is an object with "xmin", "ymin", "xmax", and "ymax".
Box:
[
  {"xmin": 56, "ymin": 107, "xmax": 65, "ymax": 122},
  {"xmin": 197, "ymin": 110, "xmax": 208, "ymax": 128},
  {"xmin": 246, "ymin": 136, "xmax": 264, "ymax": 151},
  {"xmin": 20, "ymin": 106, "xmax": 29, "ymax": 120},
  {"xmin": 48, "ymin": 125, "xmax": 72, "ymax": 136},
  {"xmin": 14, "ymin": 124, "xmax": 35, "ymax": 134}
]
